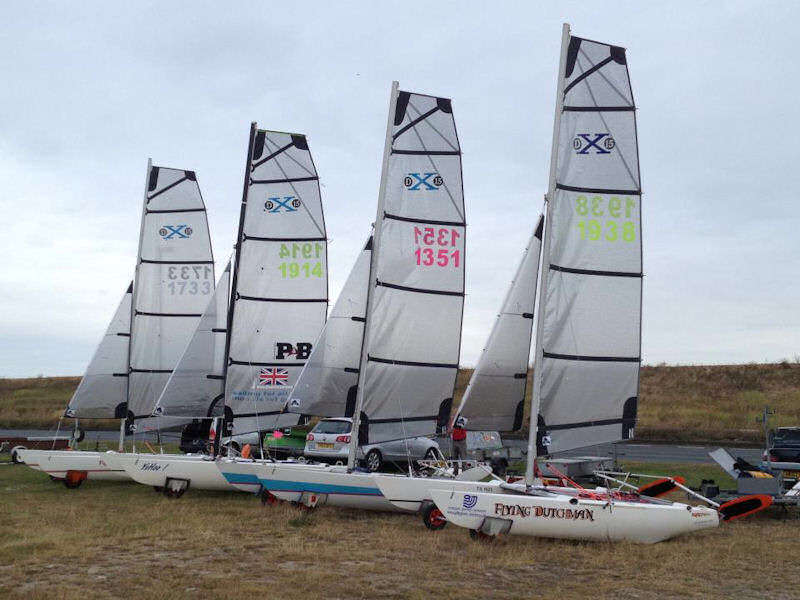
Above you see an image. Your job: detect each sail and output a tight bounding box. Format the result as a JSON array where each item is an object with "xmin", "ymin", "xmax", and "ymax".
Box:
[
  {"xmin": 224, "ymin": 128, "xmax": 328, "ymax": 435},
  {"xmin": 359, "ymin": 88, "xmax": 466, "ymax": 444},
  {"xmin": 287, "ymin": 237, "xmax": 372, "ymax": 417},
  {"xmin": 457, "ymin": 216, "xmax": 543, "ymax": 431},
  {"xmin": 127, "ymin": 164, "xmax": 215, "ymax": 423},
  {"xmin": 537, "ymin": 32, "xmax": 642, "ymax": 454},
  {"xmin": 151, "ymin": 261, "xmax": 230, "ymax": 419},
  {"xmin": 64, "ymin": 282, "xmax": 132, "ymax": 419}
]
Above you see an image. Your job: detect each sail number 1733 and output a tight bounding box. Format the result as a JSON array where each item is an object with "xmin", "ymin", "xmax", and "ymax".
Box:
[
  {"xmin": 575, "ymin": 195, "xmax": 637, "ymax": 242},
  {"xmin": 413, "ymin": 226, "xmax": 461, "ymax": 268}
]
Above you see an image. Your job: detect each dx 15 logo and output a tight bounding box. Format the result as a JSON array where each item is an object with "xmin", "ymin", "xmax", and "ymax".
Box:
[
  {"xmin": 160, "ymin": 225, "xmax": 193, "ymax": 239},
  {"xmin": 573, "ymin": 133, "xmax": 615, "ymax": 155},
  {"xmin": 275, "ymin": 342, "xmax": 312, "ymax": 360},
  {"xmin": 265, "ymin": 196, "xmax": 302, "ymax": 213},
  {"xmin": 404, "ymin": 172, "xmax": 443, "ymax": 191}
]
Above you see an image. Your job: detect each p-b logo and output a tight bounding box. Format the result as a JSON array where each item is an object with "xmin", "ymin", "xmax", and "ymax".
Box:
[
  {"xmin": 275, "ymin": 342, "xmax": 312, "ymax": 360},
  {"xmin": 404, "ymin": 172, "xmax": 443, "ymax": 191}
]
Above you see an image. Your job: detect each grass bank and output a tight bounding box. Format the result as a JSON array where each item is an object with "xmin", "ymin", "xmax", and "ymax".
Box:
[{"xmin": 3, "ymin": 363, "xmax": 800, "ymax": 444}]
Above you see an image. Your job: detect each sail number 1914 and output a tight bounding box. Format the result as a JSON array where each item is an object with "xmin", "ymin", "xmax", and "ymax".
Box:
[
  {"xmin": 278, "ymin": 242, "xmax": 324, "ymax": 278},
  {"xmin": 413, "ymin": 226, "xmax": 461, "ymax": 268}
]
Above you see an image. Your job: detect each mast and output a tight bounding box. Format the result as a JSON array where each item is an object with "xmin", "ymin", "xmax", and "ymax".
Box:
[
  {"xmin": 120, "ymin": 157, "xmax": 152, "ymax": 452},
  {"xmin": 217, "ymin": 122, "xmax": 257, "ymax": 449},
  {"xmin": 526, "ymin": 23, "xmax": 571, "ymax": 484},
  {"xmin": 221, "ymin": 123, "xmax": 257, "ymax": 403},
  {"xmin": 346, "ymin": 81, "xmax": 400, "ymax": 471}
]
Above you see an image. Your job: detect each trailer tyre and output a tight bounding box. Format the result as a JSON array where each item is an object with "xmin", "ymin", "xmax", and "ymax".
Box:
[
  {"xmin": 10, "ymin": 446, "xmax": 25, "ymax": 464},
  {"xmin": 422, "ymin": 503, "xmax": 447, "ymax": 530}
]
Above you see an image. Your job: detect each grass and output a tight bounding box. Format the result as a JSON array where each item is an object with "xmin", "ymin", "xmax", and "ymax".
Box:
[
  {"xmin": 3, "ymin": 363, "xmax": 800, "ymax": 444},
  {"xmin": 0, "ymin": 460, "xmax": 797, "ymax": 599}
]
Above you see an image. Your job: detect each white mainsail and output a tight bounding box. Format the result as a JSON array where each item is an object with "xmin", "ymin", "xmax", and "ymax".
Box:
[
  {"xmin": 456, "ymin": 215, "xmax": 543, "ymax": 431},
  {"xmin": 287, "ymin": 237, "xmax": 372, "ymax": 418},
  {"xmin": 531, "ymin": 30, "xmax": 642, "ymax": 457},
  {"xmin": 127, "ymin": 164, "xmax": 215, "ymax": 426},
  {"xmin": 224, "ymin": 127, "xmax": 328, "ymax": 436},
  {"xmin": 354, "ymin": 86, "xmax": 466, "ymax": 445},
  {"xmin": 151, "ymin": 260, "xmax": 230, "ymax": 420},
  {"xmin": 64, "ymin": 282, "xmax": 132, "ymax": 419}
]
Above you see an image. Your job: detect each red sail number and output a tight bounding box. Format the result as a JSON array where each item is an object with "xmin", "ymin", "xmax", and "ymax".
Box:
[{"xmin": 413, "ymin": 226, "xmax": 461, "ymax": 268}]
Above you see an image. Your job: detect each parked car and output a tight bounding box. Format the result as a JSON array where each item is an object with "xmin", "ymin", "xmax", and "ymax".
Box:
[
  {"xmin": 263, "ymin": 425, "xmax": 310, "ymax": 458},
  {"xmin": 765, "ymin": 427, "xmax": 800, "ymax": 462},
  {"xmin": 764, "ymin": 427, "xmax": 800, "ymax": 483},
  {"xmin": 303, "ymin": 417, "xmax": 440, "ymax": 472}
]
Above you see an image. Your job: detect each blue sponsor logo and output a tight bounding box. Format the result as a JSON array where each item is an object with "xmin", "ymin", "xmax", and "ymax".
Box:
[
  {"xmin": 463, "ymin": 494, "xmax": 478, "ymax": 509},
  {"xmin": 159, "ymin": 225, "xmax": 193, "ymax": 239},
  {"xmin": 573, "ymin": 133, "xmax": 615, "ymax": 155},
  {"xmin": 265, "ymin": 196, "xmax": 302, "ymax": 213},
  {"xmin": 404, "ymin": 172, "xmax": 443, "ymax": 191}
]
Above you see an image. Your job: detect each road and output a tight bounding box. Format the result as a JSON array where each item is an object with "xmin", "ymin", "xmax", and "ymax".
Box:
[{"xmin": 1, "ymin": 429, "xmax": 764, "ymax": 464}]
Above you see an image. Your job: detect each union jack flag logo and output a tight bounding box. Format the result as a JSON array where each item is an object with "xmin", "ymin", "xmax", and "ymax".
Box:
[{"xmin": 258, "ymin": 368, "xmax": 289, "ymax": 387}]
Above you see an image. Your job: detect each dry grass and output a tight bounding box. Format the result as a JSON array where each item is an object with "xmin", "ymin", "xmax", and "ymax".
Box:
[
  {"xmin": 0, "ymin": 461, "xmax": 797, "ymax": 599},
  {"xmin": 4, "ymin": 363, "xmax": 800, "ymax": 444}
]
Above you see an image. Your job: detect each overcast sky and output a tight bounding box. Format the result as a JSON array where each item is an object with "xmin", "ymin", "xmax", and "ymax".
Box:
[{"xmin": 2, "ymin": 1, "xmax": 798, "ymax": 378}]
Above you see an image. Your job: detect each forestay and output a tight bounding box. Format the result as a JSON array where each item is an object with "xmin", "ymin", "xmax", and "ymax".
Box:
[
  {"xmin": 359, "ymin": 89, "xmax": 466, "ymax": 444},
  {"xmin": 457, "ymin": 215, "xmax": 543, "ymax": 431},
  {"xmin": 152, "ymin": 261, "xmax": 230, "ymax": 420},
  {"xmin": 537, "ymin": 34, "xmax": 642, "ymax": 454},
  {"xmin": 128, "ymin": 164, "xmax": 215, "ymax": 424},
  {"xmin": 64, "ymin": 282, "xmax": 132, "ymax": 419},
  {"xmin": 287, "ymin": 237, "xmax": 371, "ymax": 418},
  {"xmin": 224, "ymin": 128, "xmax": 328, "ymax": 436}
]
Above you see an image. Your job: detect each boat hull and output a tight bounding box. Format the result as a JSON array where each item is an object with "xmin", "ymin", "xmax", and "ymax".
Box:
[
  {"xmin": 429, "ymin": 488, "xmax": 720, "ymax": 544},
  {"xmin": 108, "ymin": 453, "xmax": 241, "ymax": 492},
  {"xmin": 218, "ymin": 460, "xmax": 406, "ymax": 512},
  {"xmin": 16, "ymin": 449, "xmax": 131, "ymax": 482},
  {"xmin": 373, "ymin": 473, "xmax": 502, "ymax": 512}
]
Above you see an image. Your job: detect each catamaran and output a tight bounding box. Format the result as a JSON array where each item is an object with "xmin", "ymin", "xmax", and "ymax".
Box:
[
  {"xmin": 216, "ymin": 82, "xmax": 470, "ymax": 510},
  {"xmin": 19, "ymin": 162, "xmax": 215, "ymax": 487},
  {"xmin": 424, "ymin": 24, "xmax": 771, "ymax": 543},
  {"xmin": 109, "ymin": 125, "xmax": 329, "ymax": 497}
]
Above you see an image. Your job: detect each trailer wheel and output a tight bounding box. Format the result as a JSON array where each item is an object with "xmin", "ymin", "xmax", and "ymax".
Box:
[
  {"xmin": 260, "ymin": 489, "xmax": 279, "ymax": 506},
  {"xmin": 10, "ymin": 446, "xmax": 25, "ymax": 464},
  {"xmin": 422, "ymin": 503, "xmax": 447, "ymax": 530},
  {"xmin": 469, "ymin": 529, "xmax": 494, "ymax": 542},
  {"xmin": 63, "ymin": 470, "xmax": 86, "ymax": 489},
  {"xmin": 153, "ymin": 486, "xmax": 164, "ymax": 493}
]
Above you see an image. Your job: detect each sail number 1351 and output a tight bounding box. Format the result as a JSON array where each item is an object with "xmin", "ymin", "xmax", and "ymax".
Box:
[
  {"xmin": 575, "ymin": 195, "xmax": 637, "ymax": 242},
  {"xmin": 413, "ymin": 226, "xmax": 461, "ymax": 268}
]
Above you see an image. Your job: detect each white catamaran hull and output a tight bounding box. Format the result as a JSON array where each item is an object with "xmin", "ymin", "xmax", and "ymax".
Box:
[
  {"xmin": 217, "ymin": 460, "xmax": 406, "ymax": 512},
  {"xmin": 372, "ymin": 472, "xmax": 501, "ymax": 512},
  {"xmin": 107, "ymin": 453, "xmax": 240, "ymax": 492},
  {"xmin": 17, "ymin": 449, "xmax": 131, "ymax": 482},
  {"xmin": 429, "ymin": 488, "xmax": 720, "ymax": 544}
]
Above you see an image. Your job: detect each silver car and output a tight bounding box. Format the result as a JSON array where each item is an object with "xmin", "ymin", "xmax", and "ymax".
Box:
[{"xmin": 303, "ymin": 417, "xmax": 440, "ymax": 472}]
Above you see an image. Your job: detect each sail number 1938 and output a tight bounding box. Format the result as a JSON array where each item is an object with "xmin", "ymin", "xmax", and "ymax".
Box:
[
  {"xmin": 574, "ymin": 195, "xmax": 637, "ymax": 242},
  {"xmin": 413, "ymin": 226, "xmax": 461, "ymax": 268}
]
